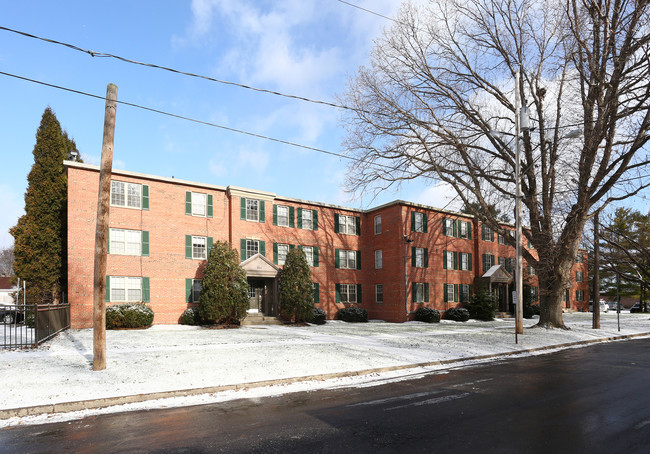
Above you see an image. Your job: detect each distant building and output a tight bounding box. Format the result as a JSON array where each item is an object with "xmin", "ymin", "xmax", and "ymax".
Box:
[
  {"xmin": 0, "ymin": 277, "xmax": 17, "ymax": 304},
  {"xmin": 64, "ymin": 161, "xmax": 589, "ymax": 328}
]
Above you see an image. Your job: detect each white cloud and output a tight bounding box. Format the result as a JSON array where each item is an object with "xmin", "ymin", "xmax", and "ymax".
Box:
[
  {"xmin": 209, "ymin": 146, "xmax": 270, "ymax": 178},
  {"xmin": 0, "ymin": 184, "xmax": 24, "ymax": 249},
  {"xmin": 411, "ymin": 183, "xmax": 462, "ymax": 211}
]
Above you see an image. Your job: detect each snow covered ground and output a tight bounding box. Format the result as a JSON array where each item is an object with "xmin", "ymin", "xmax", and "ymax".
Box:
[{"xmin": 1, "ymin": 311, "xmax": 648, "ymax": 427}]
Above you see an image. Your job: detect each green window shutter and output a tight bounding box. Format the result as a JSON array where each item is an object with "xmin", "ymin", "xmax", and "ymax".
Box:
[
  {"xmin": 141, "ymin": 231, "xmax": 149, "ymax": 256},
  {"xmin": 185, "ymin": 191, "xmax": 192, "ymax": 215},
  {"xmin": 356, "ymin": 251, "xmax": 361, "ymax": 270},
  {"xmin": 313, "ymin": 210, "xmax": 318, "ymax": 230},
  {"xmin": 411, "ymin": 212, "xmax": 416, "ymax": 232},
  {"xmin": 423, "ymin": 215, "xmax": 428, "ymax": 233},
  {"xmin": 443, "ymin": 284, "xmax": 448, "ymax": 302},
  {"xmin": 142, "ymin": 277, "xmax": 150, "ymax": 303},
  {"xmin": 273, "ymin": 204, "xmax": 278, "ymax": 225},
  {"xmin": 273, "ymin": 243, "xmax": 278, "ymax": 265},
  {"xmin": 207, "ymin": 237, "xmax": 213, "ymax": 256},
  {"xmin": 468, "ymin": 253, "xmax": 473, "ymax": 271},
  {"xmin": 260, "ymin": 241, "xmax": 266, "ymax": 257},
  {"xmin": 412, "ymin": 247, "xmax": 416, "ymax": 267},
  {"xmin": 207, "ymin": 194, "xmax": 213, "ymax": 218},
  {"xmin": 313, "ymin": 283, "xmax": 320, "ymax": 304},
  {"xmin": 313, "ymin": 246, "xmax": 319, "ymax": 267},
  {"xmin": 335, "ymin": 284, "xmax": 341, "ymax": 304},
  {"xmin": 491, "ymin": 229, "xmax": 495, "ymax": 242},
  {"xmin": 491, "ymin": 255, "xmax": 495, "ymax": 266},
  {"xmin": 142, "ymin": 185, "xmax": 149, "ymax": 210},
  {"xmin": 454, "ymin": 284, "xmax": 459, "ymax": 302},
  {"xmin": 289, "ymin": 207, "xmax": 295, "ymax": 227},
  {"xmin": 289, "ymin": 244, "xmax": 295, "ymax": 250},
  {"xmin": 107, "ymin": 229, "xmax": 111, "ymax": 254},
  {"xmin": 468, "ymin": 222, "xmax": 472, "ymax": 239},
  {"xmin": 334, "ymin": 214, "xmax": 340, "ymax": 233},
  {"xmin": 453, "ymin": 220, "xmax": 457, "ymax": 237},
  {"xmin": 412, "ymin": 282, "xmax": 416, "ymax": 303},
  {"xmin": 240, "ymin": 198, "xmax": 247, "ymax": 220},
  {"xmin": 424, "ymin": 283, "xmax": 429, "ymax": 302},
  {"xmin": 297, "ymin": 208, "xmax": 303, "ymax": 229},
  {"xmin": 355, "ymin": 216, "xmax": 361, "ymax": 235},
  {"xmin": 454, "ymin": 252, "xmax": 458, "ymax": 270},
  {"xmin": 185, "ymin": 235, "xmax": 192, "ymax": 259},
  {"xmin": 105, "ymin": 276, "xmax": 111, "ymax": 302},
  {"xmin": 259, "ymin": 201, "xmax": 265, "ymax": 223},
  {"xmin": 424, "ymin": 248, "xmax": 429, "ymax": 268},
  {"xmin": 356, "ymin": 284, "xmax": 362, "ymax": 304},
  {"xmin": 186, "ymin": 279, "xmax": 192, "ymax": 303},
  {"xmin": 442, "ymin": 217, "xmax": 447, "ymax": 235},
  {"xmin": 335, "ymin": 249, "xmax": 340, "ymax": 268},
  {"xmin": 240, "ymin": 239, "xmax": 247, "ymax": 261},
  {"xmin": 443, "ymin": 250, "xmax": 447, "ymax": 270}
]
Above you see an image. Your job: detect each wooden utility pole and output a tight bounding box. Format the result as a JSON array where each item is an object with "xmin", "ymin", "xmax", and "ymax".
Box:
[
  {"xmin": 593, "ymin": 212, "xmax": 600, "ymax": 329},
  {"xmin": 93, "ymin": 84, "xmax": 117, "ymax": 371}
]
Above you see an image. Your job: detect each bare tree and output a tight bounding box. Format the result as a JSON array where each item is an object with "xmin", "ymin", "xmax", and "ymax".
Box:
[
  {"xmin": 340, "ymin": 0, "xmax": 650, "ymax": 328},
  {"xmin": 0, "ymin": 245, "xmax": 14, "ymax": 277}
]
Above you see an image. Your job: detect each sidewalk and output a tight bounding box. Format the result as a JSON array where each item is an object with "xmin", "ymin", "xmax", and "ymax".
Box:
[{"xmin": 1, "ymin": 312, "xmax": 649, "ymax": 425}]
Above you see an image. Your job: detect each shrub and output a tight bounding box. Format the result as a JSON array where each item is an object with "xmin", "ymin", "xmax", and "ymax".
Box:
[
  {"xmin": 338, "ymin": 306, "xmax": 368, "ymax": 323},
  {"xmin": 198, "ymin": 241, "xmax": 249, "ymax": 325},
  {"xmin": 467, "ymin": 291, "xmax": 498, "ymax": 321},
  {"xmin": 106, "ymin": 303, "xmax": 154, "ymax": 329},
  {"xmin": 445, "ymin": 306, "xmax": 470, "ymax": 322},
  {"xmin": 279, "ymin": 248, "xmax": 315, "ymax": 322},
  {"xmin": 414, "ymin": 307, "xmax": 441, "ymax": 323},
  {"xmin": 24, "ymin": 310, "xmax": 35, "ymax": 328},
  {"xmin": 180, "ymin": 307, "xmax": 201, "ymax": 325},
  {"xmin": 312, "ymin": 307, "xmax": 327, "ymax": 325}
]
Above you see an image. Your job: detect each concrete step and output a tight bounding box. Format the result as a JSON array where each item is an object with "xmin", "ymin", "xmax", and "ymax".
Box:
[{"xmin": 241, "ymin": 313, "xmax": 284, "ymax": 326}]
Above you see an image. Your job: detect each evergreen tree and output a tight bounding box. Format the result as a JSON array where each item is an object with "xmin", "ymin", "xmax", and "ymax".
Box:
[
  {"xmin": 198, "ymin": 241, "xmax": 249, "ymax": 324},
  {"xmin": 279, "ymin": 248, "xmax": 314, "ymax": 322},
  {"xmin": 10, "ymin": 107, "xmax": 79, "ymax": 304}
]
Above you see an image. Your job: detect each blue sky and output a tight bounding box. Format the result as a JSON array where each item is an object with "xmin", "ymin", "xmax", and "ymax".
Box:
[{"xmin": 0, "ymin": 0, "xmax": 458, "ymax": 249}]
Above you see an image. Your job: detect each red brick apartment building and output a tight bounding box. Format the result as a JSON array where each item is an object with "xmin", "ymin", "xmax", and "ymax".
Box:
[{"xmin": 65, "ymin": 162, "xmax": 589, "ymax": 328}]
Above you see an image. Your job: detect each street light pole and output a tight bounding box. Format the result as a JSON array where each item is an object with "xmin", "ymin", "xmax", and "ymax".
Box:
[
  {"xmin": 514, "ymin": 69, "xmax": 525, "ymax": 336},
  {"xmin": 404, "ymin": 235, "xmax": 413, "ymax": 322}
]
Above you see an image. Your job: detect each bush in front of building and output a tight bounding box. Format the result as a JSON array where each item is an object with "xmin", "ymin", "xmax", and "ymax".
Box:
[
  {"xmin": 198, "ymin": 241, "xmax": 249, "ymax": 325},
  {"xmin": 444, "ymin": 306, "xmax": 470, "ymax": 322},
  {"xmin": 312, "ymin": 307, "xmax": 327, "ymax": 325},
  {"xmin": 180, "ymin": 307, "xmax": 201, "ymax": 325},
  {"xmin": 279, "ymin": 248, "xmax": 315, "ymax": 323},
  {"xmin": 467, "ymin": 291, "xmax": 498, "ymax": 321},
  {"xmin": 414, "ymin": 307, "xmax": 441, "ymax": 323},
  {"xmin": 106, "ymin": 303, "xmax": 154, "ymax": 329},
  {"xmin": 338, "ymin": 306, "xmax": 368, "ymax": 322}
]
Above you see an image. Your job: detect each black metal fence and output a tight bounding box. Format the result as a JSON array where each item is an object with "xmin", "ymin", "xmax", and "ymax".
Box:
[{"xmin": 1, "ymin": 303, "xmax": 70, "ymax": 348}]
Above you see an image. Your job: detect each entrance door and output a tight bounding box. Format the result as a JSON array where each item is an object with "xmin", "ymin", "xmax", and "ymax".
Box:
[{"xmin": 248, "ymin": 281, "xmax": 264, "ymax": 312}]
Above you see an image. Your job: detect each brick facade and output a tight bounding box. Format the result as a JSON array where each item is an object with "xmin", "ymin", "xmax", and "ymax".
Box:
[{"xmin": 66, "ymin": 162, "xmax": 589, "ymax": 328}]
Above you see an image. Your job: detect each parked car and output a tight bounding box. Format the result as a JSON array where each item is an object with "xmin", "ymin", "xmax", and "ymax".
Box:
[
  {"xmin": 608, "ymin": 301, "xmax": 619, "ymax": 311},
  {"xmin": 0, "ymin": 303, "xmax": 24, "ymax": 324},
  {"xmin": 630, "ymin": 303, "xmax": 645, "ymax": 313},
  {"xmin": 588, "ymin": 301, "xmax": 609, "ymax": 313}
]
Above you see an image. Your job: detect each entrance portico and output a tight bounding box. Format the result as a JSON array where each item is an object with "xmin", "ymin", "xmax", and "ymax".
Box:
[
  {"xmin": 482, "ymin": 265, "xmax": 514, "ymax": 314},
  {"xmin": 240, "ymin": 253, "xmax": 282, "ymax": 323}
]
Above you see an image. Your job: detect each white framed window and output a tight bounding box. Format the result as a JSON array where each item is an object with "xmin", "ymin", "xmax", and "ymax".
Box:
[
  {"xmin": 482, "ymin": 253, "xmax": 495, "ymax": 272},
  {"xmin": 339, "ymin": 250, "xmax": 357, "ymax": 269},
  {"xmin": 374, "ymin": 215, "xmax": 382, "ymax": 234},
  {"xmin": 414, "ymin": 282, "xmax": 425, "ymax": 303},
  {"xmin": 498, "ymin": 234, "xmax": 506, "ymax": 245},
  {"xmin": 277, "ymin": 205, "xmax": 289, "ymax": 227},
  {"xmin": 246, "ymin": 240, "xmax": 259, "ymax": 259},
  {"xmin": 413, "ymin": 212, "xmax": 425, "ymax": 233},
  {"xmin": 444, "ymin": 218, "xmax": 455, "ymax": 237},
  {"xmin": 303, "ymin": 246, "xmax": 314, "ymax": 267},
  {"xmin": 192, "ymin": 236, "xmax": 207, "ymax": 260},
  {"xmin": 110, "ymin": 276, "xmax": 142, "ymax": 302},
  {"xmin": 339, "ymin": 214, "xmax": 357, "ymax": 235},
  {"xmin": 191, "ymin": 192, "xmax": 207, "ymax": 217},
  {"xmin": 376, "ymin": 284, "xmax": 383, "ymax": 303},
  {"xmin": 444, "ymin": 251, "xmax": 455, "ymax": 270},
  {"xmin": 339, "ymin": 284, "xmax": 357, "ymax": 303},
  {"xmin": 576, "ymin": 271, "xmax": 584, "ymax": 282},
  {"xmin": 414, "ymin": 247, "xmax": 425, "ymax": 268},
  {"xmin": 460, "ymin": 284, "xmax": 471, "ymax": 303},
  {"xmin": 111, "ymin": 181, "xmax": 142, "ymax": 209},
  {"xmin": 109, "ymin": 228, "xmax": 142, "ymax": 256},
  {"xmin": 375, "ymin": 250, "xmax": 383, "ymax": 269},
  {"xmin": 460, "ymin": 252, "xmax": 469, "ymax": 271},
  {"xmin": 302, "ymin": 209, "xmax": 313, "ymax": 230},
  {"xmin": 190, "ymin": 279, "xmax": 202, "ymax": 303},
  {"xmin": 482, "ymin": 225, "xmax": 494, "ymax": 242},
  {"xmin": 445, "ymin": 284, "xmax": 455, "ymax": 303},
  {"xmin": 246, "ymin": 199, "xmax": 259, "ymax": 221},
  {"xmin": 277, "ymin": 243, "xmax": 289, "ymax": 265},
  {"xmin": 459, "ymin": 221, "xmax": 469, "ymax": 238},
  {"xmin": 576, "ymin": 290, "xmax": 585, "ymax": 301}
]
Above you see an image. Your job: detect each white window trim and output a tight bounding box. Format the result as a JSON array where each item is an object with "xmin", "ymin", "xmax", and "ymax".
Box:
[
  {"xmin": 246, "ymin": 240, "xmax": 260, "ymax": 260},
  {"xmin": 110, "ymin": 276, "xmax": 142, "ymax": 303},
  {"xmin": 415, "ymin": 247, "xmax": 425, "ymax": 268},
  {"xmin": 191, "ymin": 192, "xmax": 207, "ymax": 217},
  {"xmin": 374, "ymin": 215, "xmax": 382, "ymax": 234},
  {"xmin": 339, "ymin": 214, "xmax": 357, "ymax": 235},
  {"xmin": 302, "ymin": 209, "xmax": 313, "ymax": 230},
  {"xmin": 109, "ymin": 228, "xmax": 142, "ymax": 256},
  {"xmin": 303, "ymin": 246, "xmax": 314, "ymax": 267},
  {"xmin": 375, "ymin": 250, "xmax": 383, "ymax": 269},
  {"xmin": 277, "ymin": 243, "xmax": 289, "ymax": 265},
  {"xmin": 414, "ymin": 212, "xmax": 424, "ymax": 233},
  {"xmin": 414, "ymin": 282, "xmax": 425, "ymax": 303},
  {"xmin": 192, "ymin": 236, "xmax": 207, "ymax": 260},
  {"xmin": 340, "ymin": 284, "xmax": 357, "ymax": 304},
  {"xmin": 340, "ymin": 250, "xmax": 357, "ymax": 270},
  {"xmin": 375, "ymin": 284, "xmax": 383, "ymax": 303},
  {"xmin": 246, "ymin": 199, "xmax": 260, "ymax": 222},
  {"xmin": 110, "ymin": 181, "xmax": 142, "ymax": 210},
  {"xmin": 277, "ymin": 205, "xmax": 289, "ymax": 227}
]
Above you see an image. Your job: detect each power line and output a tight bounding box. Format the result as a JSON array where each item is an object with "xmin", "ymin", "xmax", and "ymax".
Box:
[
  {"xmin": 0, "ymin": 70, "xmax": 399, "ymax": 173},
  {"xmin": 0, "ymin": 25, "xmax": 352, "ymax": 112}
]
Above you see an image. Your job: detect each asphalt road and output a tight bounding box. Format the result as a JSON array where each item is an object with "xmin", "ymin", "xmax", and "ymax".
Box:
[{"xmin": 2, "ymin": 338, "xmax": 649, "ymax": 453}]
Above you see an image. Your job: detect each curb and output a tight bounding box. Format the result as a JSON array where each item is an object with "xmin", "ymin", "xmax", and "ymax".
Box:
[{"xmin": 2, "ymin": 331, "xmax": 649, "ymax": 420}]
